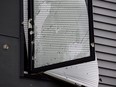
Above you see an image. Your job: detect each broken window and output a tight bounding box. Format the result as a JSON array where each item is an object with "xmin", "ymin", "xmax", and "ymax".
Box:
[{"xmin": 24, "ymin": 0, "xmax": 95, "ymax": 73}]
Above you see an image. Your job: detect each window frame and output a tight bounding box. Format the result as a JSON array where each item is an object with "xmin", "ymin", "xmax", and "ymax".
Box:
[{"xmin": 27, "ymin": 0, "xmax": 95, "ymax": 73}]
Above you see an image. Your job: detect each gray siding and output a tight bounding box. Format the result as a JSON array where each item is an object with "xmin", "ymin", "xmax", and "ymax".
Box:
[{"xmin": 93, "ymin": 0, "xmax": 116, "ymax": 87}]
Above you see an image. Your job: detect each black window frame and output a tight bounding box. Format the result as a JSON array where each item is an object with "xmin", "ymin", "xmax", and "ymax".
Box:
[{"xmin": 24, "ymin": 0, "xmax": 95, "ymax": 74}]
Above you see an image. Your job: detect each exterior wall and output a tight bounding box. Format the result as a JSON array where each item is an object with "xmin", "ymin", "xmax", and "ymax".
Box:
[
  {"xmin": 93, "ymin": 0, "xmax": 116, "ymax": 87},
  {"xmin": 0, "ymin": 0, "xmax": 116, "ymax": 87},
  {"xmin": 0, "ymin": 0, "xmax": 75, "ymax": 87}
]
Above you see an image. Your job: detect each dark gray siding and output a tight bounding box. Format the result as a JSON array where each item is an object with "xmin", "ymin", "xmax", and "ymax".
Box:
[{"xmin": 93, "ymin": 0, "xmax": 116, "ymax": 86}]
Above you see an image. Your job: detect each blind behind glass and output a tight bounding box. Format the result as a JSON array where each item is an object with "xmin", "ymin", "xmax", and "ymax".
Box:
[{"xmin": 34, "ymin": 0, "xmax": 90, "ymax": 68}]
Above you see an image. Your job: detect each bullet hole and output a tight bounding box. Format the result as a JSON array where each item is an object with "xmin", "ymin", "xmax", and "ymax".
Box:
[
  {"xmin": 3, "ymin": 44, "xmax": 9, "ymax": 50},
  {"xmin": 99, "ymin": 78, "xmax": 102, "ymax": 82}
]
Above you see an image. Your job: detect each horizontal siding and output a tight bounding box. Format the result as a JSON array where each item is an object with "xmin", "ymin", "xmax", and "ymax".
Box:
[
  {"xmin": 104, "ymin": 0, "xmax": 116, "ymax": 3},
  {"xmin": 99, "ymin": 84, "xmax": 113, "ymax": 87},
  {"xmin": 94, "ymin": 22, "xmax": 116, "ymax": 32},
  {"xmin": 93, "ymin": 0, "xmax": 116, "ymax": 11},
  {"xmin": 94, "ymin": 29, "xmax": 116, "ymax": 40},
  {"xmin": 93, "ymin": 14, "xmax": 116, "ymax": 25},
  {"xmin": 95, "ymin": 37, "xmax": 116, "ymax": 47},
  {"xmin": 93, "ymin": 0, "xmax": 116, "ymax": 87},
  {"xmin": 99, "ymin": 68, "xmax": 116, "ymax": 78},
  {"xmin": 98, "ymin": 60, "xmax": 116, "ymax": 70},
  {"xmin": 99, "ymin": 75, "xmax": 116, "ymax": 86},
  {"xmin": 93, "ymin": 6, "xmax": 116, "ymax": 18},
  {"xmin": 95, "ymin": 44, "xmax": 116, "ymax": 55},
  {"xmin": 102, "ymin": 0, "xmax": 116, "ymax": 3},
  {"xmin": 97, "ymin": 52, "xmax": 116, "ymax": 63}
]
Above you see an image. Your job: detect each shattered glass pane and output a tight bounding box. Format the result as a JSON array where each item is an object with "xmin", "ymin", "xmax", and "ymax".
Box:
[{"xmin": 34, "ymin": 0, "xmax": 90, "ymax": 68}]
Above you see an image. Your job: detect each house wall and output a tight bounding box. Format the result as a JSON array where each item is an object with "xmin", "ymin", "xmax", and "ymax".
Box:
[
  {"xmin": 93, "ymin": 0, "xmax": 116, "ymax": 87},
  {"xmin": 0, "ymin": 0, "xmax": 116, "ymax": 87},
  {"xmin": 0, "ymin": 0, "xmax": 74, "ymax": 87}
]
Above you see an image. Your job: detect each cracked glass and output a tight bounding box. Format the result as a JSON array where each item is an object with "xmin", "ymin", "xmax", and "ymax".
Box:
[{"xmin": 34, "ymin": 0, "xmax": 90, "ymax": 68}]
